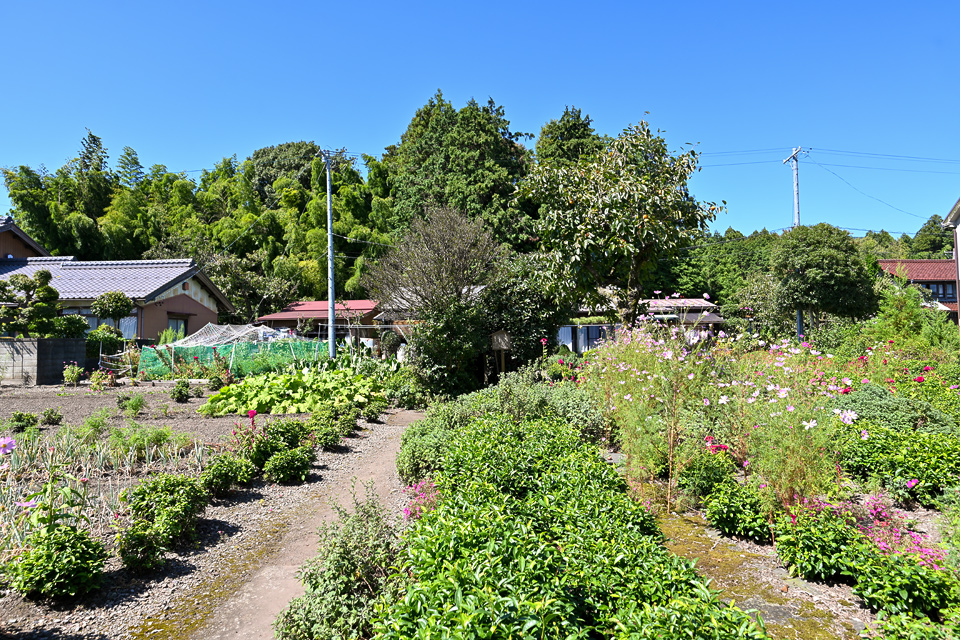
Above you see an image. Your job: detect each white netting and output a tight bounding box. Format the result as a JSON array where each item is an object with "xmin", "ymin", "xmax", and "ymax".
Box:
[{"xmin": 167, "ymin": 323, "xmax": 293, "ymax": 347}]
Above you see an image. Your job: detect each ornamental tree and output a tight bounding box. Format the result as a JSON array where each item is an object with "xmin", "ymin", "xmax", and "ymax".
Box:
[
  {"xmin": 520, "ymin": 122, "xmax": 720, "ymax": 325},
  {"xmin": 769, "ymin": 223, "xmax": 878, "ymax": 328},
  {"xmin": 0, "ymin": 270, "xmax": 61, "ymax": 337},
  {"xmin": 90, "ymin": 291, "xmax": 134, "ymax": 329}
]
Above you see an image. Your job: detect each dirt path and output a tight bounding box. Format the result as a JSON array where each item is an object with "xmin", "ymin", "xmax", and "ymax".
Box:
[{"xmin": 128, "ymin": 409, "xmax": 422, "ymax": 640}]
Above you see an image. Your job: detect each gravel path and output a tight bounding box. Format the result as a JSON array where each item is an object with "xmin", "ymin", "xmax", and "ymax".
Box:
[{"xmin": 0, "ymin": 405, "xmax": 421, "ymax": 640}]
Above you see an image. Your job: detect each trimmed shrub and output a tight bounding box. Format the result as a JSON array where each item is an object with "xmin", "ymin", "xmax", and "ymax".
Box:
[
  {"xmin": 200, "ymin": 453, "xmax": 258, "ymax": 497},
  {"xmin": 7, "ymin": 525, "xmax": 108, "ymax": 598},
  {"xmin": 773, "ymin": 506, "xmax": 864, "ymax": 582},
  {"xmin": 170, "ymin": 379, "xmax": 192, "ymax": 403},
  {"xmin": 124, "ymin": 474, "xmax": 208, "ymax": 545},
  {"xmin": 264, "ymin": 447, "xmax": 313, "ymax": 484},
  {"xmin": 115, "ymin": 521, "xmax": 166, "ymax": 574},
  {"xmin": 704, "ymin": 481, "xmax": 772, "ymax": 544}
]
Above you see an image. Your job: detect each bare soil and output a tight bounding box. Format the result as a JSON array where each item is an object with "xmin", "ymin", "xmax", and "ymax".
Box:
[{"xmin": 0, "ymin": 381, "xmax": 422, "ymax": 640}]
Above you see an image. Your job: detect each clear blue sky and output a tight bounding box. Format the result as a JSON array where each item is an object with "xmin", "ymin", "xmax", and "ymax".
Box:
[{"xmin": 2, "ymin": 1, "xmax": 958, "ymax": 239}]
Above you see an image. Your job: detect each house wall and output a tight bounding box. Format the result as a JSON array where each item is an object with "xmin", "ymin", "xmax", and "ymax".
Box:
[
  {"xmin": 0, "ymin": 339, "xmax": 86, "ymax": 386},
  {"xmin": 141, "ymin": 294, "xmax": 218, "ymax": 341},
  {"xmin": 0, "ymin": 230, "xmax": 43, "ymax": 259}
]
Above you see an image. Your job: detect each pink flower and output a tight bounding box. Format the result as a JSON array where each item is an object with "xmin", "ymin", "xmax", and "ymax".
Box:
[
  {"xmin": 558, "ymin": 359, "xmax": 564, "ymax": 365},
  {"xmin": 703, "ymin": 293, "xmax": 710, "ymax": 300},
  {"xmin": 906, "ymin": 479, "xmax": 919, "ymax": 489},
  {"xmin": 923, "ymin": 366, "xmax": 932, "ymax": 371},
  {"xmin": 248, "ymin": 410, "xmax": 257, "ymax": 419},
  {"xmin": 0, "ymin": 437, "xmax": 16, "ymax": 455},
  {"xmin": 914, "ymin": 376, "xmax": 925, "ymax": 383},
  {"xmin": 540, "ymin": 338, "xmax": 548, "ymax": 346},
  {"xmin": 16, "ymin": 500, "xmax": 38, "ymax": 509}
]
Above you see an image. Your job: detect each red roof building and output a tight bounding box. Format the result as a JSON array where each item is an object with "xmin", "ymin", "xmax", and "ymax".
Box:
[
  {"xmin": 257, "ymin": 300, "xmax": 379, "ymax": 340},
  {"xmin": 877, "ymin": 259, "xmax": 958, "ymax": 315}
]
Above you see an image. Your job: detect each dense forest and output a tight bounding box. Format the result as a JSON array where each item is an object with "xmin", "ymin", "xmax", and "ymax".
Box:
[{"xmin": 2, "ymin": 90, "xmax": 953, "ymax": 324}]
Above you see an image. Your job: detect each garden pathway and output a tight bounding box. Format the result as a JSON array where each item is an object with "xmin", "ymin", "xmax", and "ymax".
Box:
[{"xmin": 176, "ymin": 409, "xmax": 421, "ymax": 640}]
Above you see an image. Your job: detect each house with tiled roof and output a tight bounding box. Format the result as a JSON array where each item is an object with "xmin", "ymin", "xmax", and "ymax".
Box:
[
  {"xmin": 0, "ymin": 216, "xmax": 50, "ymax": 259},
  {"xmin": 877, "ymin": 259, "xmax": 958, "ymax": 321},
  {"xmin": 0, "ymin": 251, "xmax": 234, "ymax": 341}
]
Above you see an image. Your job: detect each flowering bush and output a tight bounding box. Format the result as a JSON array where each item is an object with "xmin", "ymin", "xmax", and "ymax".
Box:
[{"xmin": 403, "ymin": 479, "xmax": 439, "ymax": 520}]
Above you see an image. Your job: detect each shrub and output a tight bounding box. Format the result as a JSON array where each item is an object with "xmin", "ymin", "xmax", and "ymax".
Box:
[
  {"xmin": 870, "ymin": 611, "xmax": 960, "ymax": 639},
  {"xmin": 383, "ymin": 367, "xmax": 431, "ymax": 409},
  {"xmin": 170, "ymin": 379, "xmax": 191, "ymax": 403},
  {"xmin": 88, "ymin": 369, "xmax": 108, "ymax": 392},
  {"xmin": 115, "ymin": 521, "xmax": 166, "ymax": 574},
  {"xmin": 108, "ymin": 422, "xmax": 182, "ymax": 458},
  {"xmin": 6, "ymin": 525, "xmax": 108, "ymax": 598},
  {"xmin": 336, "ymin": 406, "xmax": 360, "ymax": 437},
  {"xmin": 124, "ymin": 474, "xmax": 208, "ymax": 545},
  {"xmin": 854, "ymin": 548, "xmax": 960, "ymax": 618},
  {"xmin": 10, "ymin": 411, "xmax": 39, "ymax": 433},
  {"xmin": 678, "ymin": 448, "xmax": 736, "ymax": 499},
  {"xmin": 773, "ymin": 505, "xmax": 865, "ymax": 582},
  {"xmin": 39, "ymin": 407, "xmax": 62, "ymax": 427},
  {"xmin": 395, "ymin": 415, "xmax": 451, "ymax": 484},
  {"xmin": 264, "ymin": 447, "xmax": 313, "ymax": 484},
  {"xmin": 73, "ymin": 409, "xmax": 110, "ymax": 444},
  {"xmin": 833, "ymin": 384, "xmax": 955, "ymax": 435},
  {"xmin": 309, "ymin": 415, "xmax": 343, "ymax": 450},
  {"xmin": 267, "ymin": 418, "xmax": 312, "ymax": 450},
  {"xmin": 86, "ymin": 324, "xmax": 123, "ymax": 359},
  {"xmin": 200, "ymin": 453, "xmax": 258, "ymax": 497},
  {"xmin": 704, "ymin": 481, "xmax": 772, "ymax": 544},
  {"xmin": 360, "ymin": 396, "xmax": 389, "ymax": 423},
  {"xmin": 274, "ymin": 485, "xmax": 400, "ymax": 640}
]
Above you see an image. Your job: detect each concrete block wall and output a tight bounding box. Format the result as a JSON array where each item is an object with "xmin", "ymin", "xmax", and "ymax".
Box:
[{"xmin": 0, "ymin": 339, "xmax": 86, "ymax": 386}]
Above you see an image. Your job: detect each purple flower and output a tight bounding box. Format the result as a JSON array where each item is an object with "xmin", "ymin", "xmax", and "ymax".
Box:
[
  {"xmin": 16, "ymin": 500, "xmax": 38, "ymax": 509},
  {"xmin": 703, "ymin": 293, "xmax": 710, "ymax": 300},
  {"xmin": 0, "ymin": 437, "xmax": 15, "ymax": 455}
]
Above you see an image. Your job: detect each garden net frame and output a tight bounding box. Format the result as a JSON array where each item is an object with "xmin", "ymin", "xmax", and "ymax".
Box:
[{"xmin": 137, "ymin": 323, "xmax": 329, "ymax": 379}]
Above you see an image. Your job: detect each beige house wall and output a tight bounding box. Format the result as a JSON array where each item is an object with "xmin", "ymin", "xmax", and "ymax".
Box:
[{"xmin": 141, "ymin": 293, "xmax": 218, "ymax": 342}]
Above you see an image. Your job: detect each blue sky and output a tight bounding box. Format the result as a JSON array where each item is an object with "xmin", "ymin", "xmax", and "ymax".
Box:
[{"xmin": 2, "ymin": 1, "xmax": 958, "ymax": 239}]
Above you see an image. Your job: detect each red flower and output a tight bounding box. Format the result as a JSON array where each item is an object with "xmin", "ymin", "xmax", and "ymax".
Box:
[
  {"xmin": 923, "ymin": 366, "xmax": 932, "ymax": 371},
  {"xmin": 839, "ymin": 387, "xmax": 852, "ymax": 394},
  {"xmin": 914, "ymin": 376, "xmax": 925, "ymax": 383}
]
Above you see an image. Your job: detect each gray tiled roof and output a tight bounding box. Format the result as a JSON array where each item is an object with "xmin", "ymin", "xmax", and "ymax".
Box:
[{"xmin": 0, "ymin": 257, "xmax": 200, "ymax": 302}]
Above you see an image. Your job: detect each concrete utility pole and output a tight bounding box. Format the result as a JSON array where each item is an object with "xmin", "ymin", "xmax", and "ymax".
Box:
[
  {"xmin": 324, "ymin": 151, "xmax": 336, "ymax": 359},
  {"xmin": 783, "ymin": 147, "xmax": 804, "ymax": 338}
]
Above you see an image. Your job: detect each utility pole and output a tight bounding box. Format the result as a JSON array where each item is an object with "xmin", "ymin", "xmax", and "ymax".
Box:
[
  {"xmin": 324, "ymin": 151, "xmax": 336, "ymax": 359},
  {"xmin": 783, "ymin": 147, "xmax": 804, "ymax": 338}
]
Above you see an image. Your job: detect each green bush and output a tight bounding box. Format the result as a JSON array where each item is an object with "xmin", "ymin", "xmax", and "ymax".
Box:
[
  {"xmin": 853, "ymin": 549, "xmax": 960, "ymax": 618},
  {"xmin": 39, "ymin": 407, "xmax": 62, "ymax": 426},
  {"xmin": 86, "ymin": 324, "xmax": 123, "ymax": 359},
  {"xmin": 116, "ymin": 392, "xmax": 147, "ymax": 417},
  {"xmin": 7, "ymin": 525, "xmax": 108, "ymax": 598},
  {"xmin": 71, "ymin": 409, "xmax": 110, "ymax": 444},
  {"xmin": 124, "ymin": 474, "xmax": 208, "ymax": 545},
  {"xmin": 108, "ymin": 422, "xmax": 183, "ymax": 458},
  {"xmin": 200, "ymin": 453, "xmax": 258, "ymax": 497},
  {"xmin": 614, "ymin": 584, "xmax": 770, "ymax": 639},
  {"xmin": 170, "ymin": 379, "xmax": 192, "ymax": 403},
  {"xmin": 395, "ymin": 415, "xmax": 451, "ymax": 484},
  {"xmin": 869, "ymin": 611, "xmax": 960, "ymax": 639},
  {"xmin": 360, "ymin": 396, "xmax": 389, "ymax": 423},
  {"xmin": 336, "ymin": 406, "xmax": 360, "ymax": 437},
  {"xmin": 678, "ymin": 449, "xmax": 736, "ymax": 499},
  {"xmin": 267, "ymin": 418, "xmax": 312, "ymax": 450},
  {"xmin": 833, "ymin": 384, "xmax": 956, "ymax": 435},
  {"xmin": 837, "ymin": 423, "xmax": 960, "ymax": 505},
  {"xmin": 773, "ymin": 506, "xmax": 864, "ymax": 582},
  {"xmin": 115, "ymin": 521, "xmax": 166, "ymax": 574},
  {"xmin": 9, "ymin": 410, "xmax": 38, "ymax": 433},
  {"xmin": 704, "ymin": 481, "xmax": 772, "ymax": 543},
  {"xmin": 264, "ymin": 447, "xmax": 313, "ymax": 484},
  {"xmin": 383, "ymin": 367, "xmax": 431, "ymax": 409},
  {"xmin": 308, "ymin": 414, "xmax": 342, "ymax": 450},
  {"xmin": 274, "ymin": 485, "xmax": 400, "ymax": 640}
]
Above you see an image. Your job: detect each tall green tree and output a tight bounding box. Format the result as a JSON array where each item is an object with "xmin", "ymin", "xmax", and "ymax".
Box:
[
  {"xmin": 535, "ymin": 106, "xmax": 605, "ymax": 166},
  {"xmin": 521, "ymin": 122, "xmax": 719, "ymax": 325},
  {"xmin": 908, "ymin": 215, "xmax": 953, "ymax": 258},
  {"xmin": 770, "ymin": 223, "xmax": 878, "ymax": 328}
]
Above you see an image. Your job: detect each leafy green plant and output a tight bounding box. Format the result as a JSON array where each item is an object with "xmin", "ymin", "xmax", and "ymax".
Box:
[
  {"xmin": 360, "ymin": 396, "xmax": 389, "ymax": 423},
  {"xmin": 9, "ymin": 411, "xmax": 39, "ymax": 433},
  {"xmin": 263, "ymin": 447, "xmax": 313, "ymax": 484},
  {"xmin": 773, "ymin": 505, "xmax": 865, "ymax": 582},
  {"xmin": 86, "ymin": 324, "xmax": 123, "ymax": 359},
  {"xmin": 383, "ymin": 366, "xmax": 431, "ymax": 409},
  {"xmin": 116, "ymin": 391, "xmax": 147, "ymax": 417},
  {"xmin": 200, "ymin": 368, "xmax": 385, "ymax": 416},
  {"xmin": 266, "ymin": 418, "xmax": 312, "ymax": 450},
  {"xmin": 6, "ymin": 525, "xmax": 108, "ymax": 598},
  {"xmin": 869, "ymin": 611, "xmax": 960, "ymax": 639},
  {"xmin": 170, "ymin": 378, "xmax": 191, "ymax": 403},
  {"xmin": 678, "ymin": 448, "xmax": 735, "ymax": 500},
  {"xmin": 336, "ymin": 406, "xmax": 360, "ymax": 437},
  {"xmin": 853, "ymin": 547, "xmax": 960, "ymax": 618},
  {"xmin": 88, "ymin": 369, "xmax": 108, "ymax": 392},
  {"xmin": 72, "ymin": 409, "xmax": 110, "ymax": 444},
  {"xmin": 274, "ymin": 484, "xmax": 401, "ymax": 640},
  {"xmin": 39, "ymin": 407, "xmax": 62, "ymax": 426},
  {"xmin": 108, "ymin": 422, "xmax": 183, "ymax": 458},
  {"xmin": 834, "ymin": 384, "xmax": 955, "ymax": 435},
  {"xmin": 115, "ymin": 520, "xmax": 166, "ymax": 574},
  {"xmin": 124, "ymin": 474, "xmax": 208, "ymax": 545},
  {"xmin": 62, "ymin": 362, "xmax": 83, "ymax": 387},
  {"xmin": 704, "ymin": 481, "xmax": 772, "ymax": 544},
  {"xmin": 200, "ymin": 453, "xmax": 258, "ymax": 497}
]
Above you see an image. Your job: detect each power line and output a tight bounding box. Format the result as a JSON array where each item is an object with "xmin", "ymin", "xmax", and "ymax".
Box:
[
  {"xmin": 331, "ymin": 233, "xmax": 395, "ymax": 248},
  {"xmin": 816, "ymin": 162, "xmax": 960, "ymax": 175},
  {"xmin": 806, "ymin": 155, "xmax": 927, "ymax": 220},
  {"xmin": 812, "ymin": 148, "xmax": 960, "ymax": 165}
]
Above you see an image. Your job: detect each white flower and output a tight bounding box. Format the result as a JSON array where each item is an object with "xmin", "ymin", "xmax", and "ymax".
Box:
[{"xmin": 803, "ymin": 419, "xmax": 817, "ymax": 430}]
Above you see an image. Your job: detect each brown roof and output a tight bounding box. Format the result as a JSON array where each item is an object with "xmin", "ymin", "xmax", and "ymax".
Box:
[{"xmin": 877, "ymin": 259, "xmax": 956, "ymax": 282}]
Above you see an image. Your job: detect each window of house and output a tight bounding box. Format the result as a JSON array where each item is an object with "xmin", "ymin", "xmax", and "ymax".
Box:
[
  {"xmin": 168, "ymin": 317, "xmax": 187, "ymax": 336},
  {"xmin": 947, "ymin": 283, "xmax": 956, "ymax": 301}
]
